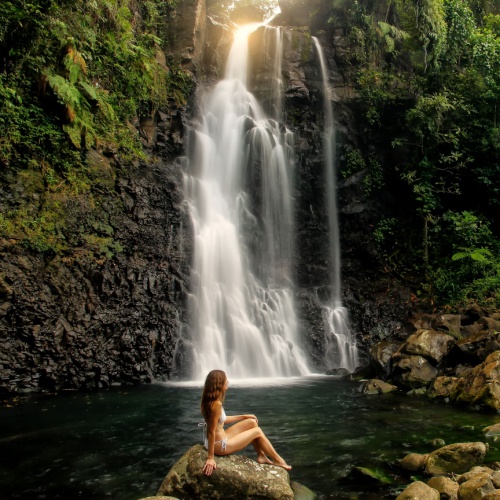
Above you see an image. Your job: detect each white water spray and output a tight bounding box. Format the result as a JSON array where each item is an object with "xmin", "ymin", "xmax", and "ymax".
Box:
[
  {"xmin": 184, "ymin": 25, "xmax": 310, "ymax": 381},
  {"xmin": 263, "ymin": 26, "xmax": 283, "ymax": 121},
  {"xmin": 312, "ymin": 37, "xmax": 359, "ymax": 373}
]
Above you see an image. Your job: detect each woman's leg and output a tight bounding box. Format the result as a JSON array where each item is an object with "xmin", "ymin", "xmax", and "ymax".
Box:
[
  {"xmin": 225, "ymin": 420, "xmax": 272, "ymax": 464},
  {"xmin": 219, "ymin": 427, "xmax": 291, "ymax": 470}
]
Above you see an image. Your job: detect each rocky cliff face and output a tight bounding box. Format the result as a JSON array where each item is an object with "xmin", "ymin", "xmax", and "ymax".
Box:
[
  {"xmin": 0, "ymin": 0, "xmax": 416, "ymax": 393},
  {"xmin": 0, "ymin": 104, "xmax": 191, "ymax": 392}
]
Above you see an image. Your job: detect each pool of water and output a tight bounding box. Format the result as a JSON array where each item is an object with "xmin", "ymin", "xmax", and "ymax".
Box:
[{"xmin": 1, "ymin": 376, "xmax": 499, "ymax": 499}]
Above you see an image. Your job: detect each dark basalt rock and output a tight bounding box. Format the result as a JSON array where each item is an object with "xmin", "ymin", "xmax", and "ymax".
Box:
[{"xmin": 0, "ymin": 153, "xmax": 191, "ymax": 393}]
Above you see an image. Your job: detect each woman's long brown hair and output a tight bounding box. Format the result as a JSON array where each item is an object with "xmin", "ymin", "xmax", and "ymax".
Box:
[{"xmin": 201, "ymin": 370, "xmax": 227, "ymax": 422}]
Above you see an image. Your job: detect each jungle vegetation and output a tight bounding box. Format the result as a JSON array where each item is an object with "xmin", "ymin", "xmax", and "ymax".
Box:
[
  {"xmin": 0, "ymin": 0, "xmax": 187, "ymax": 258},
  {"xmin": 333, "ymin": 0, "xmax": 500, "ymax": 308}
]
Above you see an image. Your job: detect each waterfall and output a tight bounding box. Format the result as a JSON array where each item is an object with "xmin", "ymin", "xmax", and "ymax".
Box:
[
  {"xmin": 263, "ymin": 26, "xmax": 283, "ymax": 121},
  {"xmin": 183, "ymin": 24, "xmax": 310, "ymax": 381},
  {"xmin": 312, "ymin": 37, "xmax": 359, "ymax": 373}
]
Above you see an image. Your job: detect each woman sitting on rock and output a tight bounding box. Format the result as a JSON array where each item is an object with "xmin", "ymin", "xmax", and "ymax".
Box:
[{"xmin": 200, "ymin": 369, "xmax": 292, "ymax": 476}]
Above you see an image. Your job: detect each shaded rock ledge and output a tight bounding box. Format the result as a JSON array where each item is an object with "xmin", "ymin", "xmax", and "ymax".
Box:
[
  {"xmin": 361, "ymin": 308, "xmax": 500, "ymax": 412},
  {"xmin": 155, "ymin": 444, "xmax": 295, "ymax": 500}
]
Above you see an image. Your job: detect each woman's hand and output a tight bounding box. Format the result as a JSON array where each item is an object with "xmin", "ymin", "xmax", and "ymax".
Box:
[
  {"xmin": 203, "ymin": 458, "xmax": 216, "ymax": 476},
  {"xmin": 244, "ymin": 414, "xmax": 258, "ymax": 423}
]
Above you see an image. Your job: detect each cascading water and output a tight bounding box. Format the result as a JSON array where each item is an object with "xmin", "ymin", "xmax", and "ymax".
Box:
[
  {"xmin": 312, "ymin": 37, "xmax": 359, "ymax": 373},
  {"xmin": 183, "ymin": 24, "xmax": 310, "ymax": 381},
  {"xmin": 263, "ymin": 26, "xmax": 283, "ymax": 121}
]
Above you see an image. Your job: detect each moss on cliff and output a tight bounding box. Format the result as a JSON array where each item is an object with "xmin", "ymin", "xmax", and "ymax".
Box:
[{"xmin": 0, "ymin": 0, "xmax": 191, "ymax": 258}]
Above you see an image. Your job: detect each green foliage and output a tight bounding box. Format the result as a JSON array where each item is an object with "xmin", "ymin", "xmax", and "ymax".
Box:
[
  {"xmin": 0, "ymin": 0, "xmax": 187, "ymax": 260},
  {"xmin": 341, "ymin": 148, "xmax": 365, "ymax": 178},
  {"xmin": 424, "ymin": 211, "xmax": 500, "ymax": 305},
  {"xmin": 328, "ymin": 0, "xmax": 500, "ymax": 307},
  {"xmin": 395, "ymin": 0, "xmax": 448, "ymax": 70},
  {"xmin": 364, "ymin": 156, "xmax": 384, "ymax": 194},
  {"xmin": 444, "ymin": 0, "xmax": 476, "ymax": 66}
]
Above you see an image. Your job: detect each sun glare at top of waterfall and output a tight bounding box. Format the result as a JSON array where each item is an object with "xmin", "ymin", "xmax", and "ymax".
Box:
[
  {"xmin": 230, "ymin": 0, "xmax": 280, "ymax": 27},
  {"xmin": 233, "ymin": 22, "xmax": 262, "ymax": 38}
]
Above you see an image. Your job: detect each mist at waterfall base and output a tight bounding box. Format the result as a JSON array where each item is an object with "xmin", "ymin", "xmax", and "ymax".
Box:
[
  {"xmin": 2, "ymin": 379, "xmax": 500, "ymax": 499},
  {"xmin": 179, "ymin": 23, "xmax": 360, "ymax": 380}
]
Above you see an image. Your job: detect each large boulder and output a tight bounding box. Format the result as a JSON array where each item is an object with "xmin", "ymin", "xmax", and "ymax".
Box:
[
  {"xmin": 455, "ymin": 330, "xmax": 500, "ymax": 362},
  {"xmin": 400, "ymin": 329, "xmax": 455, "ymax": 364},
  {"xmin": 391, "ymin": 354, "xmax": 438, "ymax": 389},
  {"xmin": 400, "ymin": 453, "xmax": 429, "ymax": 472},
  {"xmin": 369, "ymin": 340, "xmax": 401, "ymax": 378},
  {"xmin": 157, "ymin": 444, "xmax": 294, "ymax": 499},
  {"xmin": 425, "ymin": 443, "xmax": 487, "ymax": 476},
  {"xmin": 453, "ymin": 351, "xmax": 500, "ymax": 411},
  {"xmin": 360, "ymin": 378, "xmax": 398, "ymax": 394},
  {"xmin": 428, "ymin": 376, "xmax": 460, "ymax": 399},
  {"xmin": 409, "ymin": 314, "xmax": 461, "ymax": 338},
  {"xmin": 428, "ymin": 352, "xmax": 500, "ymax": 411},
  {"xmin": 483, "ymin": 424, "xmax": 500, "ymax": 438},
  {"xmin": 396, "ymin": 481, "xmax": 440, "ymax": 499},
  {"xmin": 458, "ymin": 472, "xmax": 495, "ymax": 499},
  {"xmin": 427, "ymin": 476, "xmax": 459, "ymax": 499}
]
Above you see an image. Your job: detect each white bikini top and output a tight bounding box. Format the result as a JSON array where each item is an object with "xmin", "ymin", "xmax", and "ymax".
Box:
[
  {"xmin": 200, "ymin": 405, "xmax": 226, "ymax": 448},
  {"xmin": 218, "ymin": 406, "xmax": 226, "ymax": 425}
]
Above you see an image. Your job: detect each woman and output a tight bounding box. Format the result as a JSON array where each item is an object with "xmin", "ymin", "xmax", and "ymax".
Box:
[{"xmin": 200, "ymin": 369, "xmax": 292, "ymax": 476}]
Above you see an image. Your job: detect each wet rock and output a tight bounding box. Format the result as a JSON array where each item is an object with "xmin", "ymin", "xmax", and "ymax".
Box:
[
  {"xmin": 459, "ymin": 467, "xmax": 494, "ymax": 483},
  {"xmin": 168, "ymin": 0, "xmax": 207, "ymax": 71},
  {"xmin": 0, "ymin": 157, "xmax": 190, "ymax": 393},
  {"xmin": 427, "ymin": 476, "xmax": 459, "ymax": 500},
  {"xmin": 435, "ymin": 314, "xmax": 462, "ymax": 338},
  {"xmin": 455, "ymin": 365, "xmax": 474, "ymax": 377},
  {"xmin": 458, "ymin": 473, "xmax": 495, "ymax": 499},
  {"xmin": 400, "ymin": 329, "xmax": 455, "ymax": 364},
  {"xmin": 483, "ymin": 424, "xmax": 500, "ymax": 438},
  {"xmin": 430, "ymin": 438, "xmax": 446, "ymax": 447},
  {"xmin": 492, "ymin": 472, "xmax": 500, "ymax": 488},
  {"xmin": 455, "ymin": 330, "xmax": 500, "ymax": 363},
  {"xmin": 428, "ymin": 376, "xmax": 460, "ymax": 399},
  {"xmin": 325, "ymin": 368, "xmax": 351, "ymax": 378},
  {"xmin": 400, "ymin": 453, "xmax": 429, "ymax": 472},
  {"xmin": 360, "ymin": 379, "xmax": 398, "ymax": 394},
  {"xmin": 396, "ymin": 481, "xmax": 440, "ymax": 500},
  {"xmin": 369, "ymin": 340, "xmax": 401, "ymax": 378},
  {"xmin": 157, "ymin": 444, "xmax": 293, "ymax": 499},
  {"xmin": 391, "ymin": 354, "xmax": 438, "ymax": 389},
  {"xmin": 453, "ymin": 352, "xmax": 500, "ymax": 411},
  {"xmin": 138, "ymin": 497, "xmax": 178, "ymax": 500},
  {"xmin": 410, "ymin": 314, "xmax": 461, "ymax": 338},
  {"xmin": 291, "ymin": 481, "xmax": 316, "ymax": 500},
  {"xmin": 425, "ymin": 443, "xmax": 487, "ymax": 476},
  {"xmin": 483, "ymin": 492, "xmax": 500, "ymax": 500}
]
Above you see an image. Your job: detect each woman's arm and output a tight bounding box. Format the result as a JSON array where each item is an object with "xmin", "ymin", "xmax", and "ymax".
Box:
[
  {"xmin": 203, "ymin": 402, "xmax": 221, "ymax": 476},
  {"xmin": 225, "ymin": 414, "xmax": 258, "ymax": 424}
]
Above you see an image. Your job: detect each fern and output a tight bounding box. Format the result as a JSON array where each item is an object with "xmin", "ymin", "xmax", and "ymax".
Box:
[
  {"xmin": 79, "ymin": 81, "xmax": 98, "ymax": 101},
  {"xmin": 45, "ymin": 71, "xmax": 82, "ymax": 110},
  {"xmin": 452, "ymin": 247, "xmax": 492, "ymax": 263}
]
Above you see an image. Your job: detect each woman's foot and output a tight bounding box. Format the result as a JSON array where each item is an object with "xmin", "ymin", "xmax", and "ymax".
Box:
[
  {"xmin": 257, "ymin": 454, "xmax": 273, "ymax": 465},
  {"xmin": 272, "ymin": 459, "xmax": 292, "ymax": 471}
]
